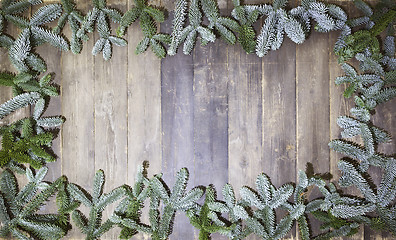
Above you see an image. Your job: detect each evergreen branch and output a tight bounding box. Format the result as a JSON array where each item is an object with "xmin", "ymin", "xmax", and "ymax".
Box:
[
  {"xmin": 68, "ymin": 170, "xmax": 127, "ymax": 239},
  {"xmin": 0, "ymin": 169, "xmax": 67, "ymax": 240},
  {"xmin": 168, "ymin": 0, "xmax": 188, "ymax": 55},
  {"xmin": 30, "ymin": 4, "xmax": 62, "ymax": 26},
  {"xmin": 0, "ymin": 92, "xmax": 41, "ymax": 119},
  {"xmin": 30, "ymin": 26, "xmax": 69, "ymax": 51}
]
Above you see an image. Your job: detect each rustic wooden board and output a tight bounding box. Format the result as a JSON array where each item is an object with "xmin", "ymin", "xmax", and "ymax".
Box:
[
  {"xmin": 227, "ymin": 44, "xmax": 263, "ymax": 194},
  {"xmin": 31, "ymin": 0, "xmax": 64, "ymax": 184},
  {"xmin": 296, "ymin": 30, "xmax": 331, "ymax": 238},
  {"xmin": 126, "ymin": 1, "xmax": 163, "ymax": 239},
  {"xmin": 193, "ymin": 40, "xmax": 229, "ymax": 193},
  {"xmin": 160, "ymin": 13, "xmax": 196, "ymax": 239},
  {"xmin": 263, "ymin": 37, "xmax": 297, "ymax": 240},
  {"xmin": 192, "ymin": 39, "xmax": 229, "ymax": 240},
  {"xmin": 262, "ymin": 38, "xmax": 296, "ymax": 188},
  {"xmin": 227, "ymin": 44, "xmax": 263, "ymax": 240},
  {"xmin": 33, "ymin": 19, "xmax": 63, "ymax": 215},
  {"xmin": 126, "ymin": 11, "xmax": 162, "ymax": 187},
  {"xmin": 93, "ymin": 2, "xmax": 129, "ymax": 239},
  {"xmin": 60, "ymin": 2, "xmax": 95, "ymax": 238},
  {"xmin": 296, "ymin": 30, "xmax": 331, "ymax": 175},
  {"xmin": 365, "ymin": 66, "xmax": 396, "ymax": 240}
]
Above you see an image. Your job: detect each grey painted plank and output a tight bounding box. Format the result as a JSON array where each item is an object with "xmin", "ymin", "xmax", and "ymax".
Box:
[
  {"xmin": 365, "ymin": 75, "xmax": 396, "ymax": 240},
  {"xmin": 262, "ymin": 38, "xmax": 296, "ymax": 188},
  {"xmin": 328, "ymin": 2, "xmax": 365, "ymax": 239},
  {"xmin": 227, "ymin": 45, "xmax": 263, "ymax": 193},
  {"xmin": 227, "ymin": 44, "xmax": 262, "ymax": 240},
  {"xmin": 296, "ymin": 30, "xmax": 331, "ymax": 238},
  {"xmin": 192, "ymin": 40, "xmax": 229, "ymax": 240},
  {"xmin": 296, "ymin": 31, "xmax": 331, "ymax": 174},
  {"xmin": 35, "ymin": 44, "xmax": 62, "ymax": 182},
  {"xmin": 262, "ymin": 37, "xmax": 297, "ymax": 240},
  {"xmin": 328, "ymin": 32, "xmax": 365, "ymax": 240},
  {"xmin": 33, "ymin": 23, "xmax": 63, "ymax": 215},
  {"xmin": 160, "ymin": 13, "xmax": 196, "ymax": 240},
  {"xmin": 126, "ymin": 2, "xmax": 162, "ymax": 183},
  {"xmin": 193, "ymin": 40, "xmax": 229, "ymax": 192}
]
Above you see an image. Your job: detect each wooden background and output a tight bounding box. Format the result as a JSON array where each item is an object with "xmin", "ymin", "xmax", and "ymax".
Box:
[{"xmin": 0, "ymin": 0, "xmax": 395, "ymax": 239}]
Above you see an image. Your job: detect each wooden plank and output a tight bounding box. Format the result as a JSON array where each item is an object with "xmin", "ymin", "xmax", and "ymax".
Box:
[
  {"xmin": 126, "ymin": 1, "xmax": 163, "ymax": 239},
  {"xmin": 127, "ymin": 2, "xmax": 162, "ymax": 187},
  {"xmin": 193, "ymin": 40, "xmax": 229, "ymax": 192},
  {"xmin": 262, "ymin": 38, "xmax": 296, "ymax": 188},
  {"xmin": 160, "ymin": 13, "xmax": 196, "ymax": 239},
  {"xmin": 33, "ymin": 0, "xmax": 63, "ymax": 182},
  {"xmin": 328, "ymin": 2, "xmax": 367, "ymax": 239},
  {"xmin": 227, "ymin": 45, "xmax": 263, "ymax": 193},
  {"xmin": 35, "ymin": 45, "xmax": 62, "ymax": 182},
  {"xmin": 296, "ymin": 30, "xmax": 331, "ymax": 238},
  {"xmin": 60, "ymin": 2, "xmax": 95, "ymax": 239},
  {"xmin": 60, "ymin": 0, "xmax": 95, "ymax": 191},
  {"xmin": 226, "ymin": 2, "xmax": 261, "ymax": 239},
  {"xmin": 363, "ymin": 58, "xmax": 395, "ymax": 240},
  {"xmin": 191, "ymin": 37, "xmax": 230, "ymax": 239},
  {"xmin": 296, "ymin": 31, "xmax": 331, "ymax": 175},
  {"xmin": 227, "ymin": 44, "xmax": 262, "ymax": 240},
  {"xmin": 329, "ymin": 34, "xmax": 365, "ymax": 240},
  {"xmin": 92, "ymin": 1, "xmax": 128, "ymax": 239},
  {"xmin": 262, "ymin": 38, "xmax": 297, "ymax": 240},
  {"xmin": 32, "ymin": 1, "xmax": 63, "ymax": 213}
]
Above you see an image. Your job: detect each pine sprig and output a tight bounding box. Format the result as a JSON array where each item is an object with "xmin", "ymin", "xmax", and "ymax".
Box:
[
  {"xmin": 0, "ymin": 168, "xmax": 68, "ymax": 240},
  {"xmin": 186, "ymin": 185, "xmax": 235, "ymax": 239},
  {"xmin": 77, "ymin": 0, "xmax": 125, "ymax": 60},
  {"xmin": 4, "ymin": 3, "xmax": 69, "ymax": 72},
  {"xmin": 231, "ymin": 0, "xmax": 260, "ymax": 53},
  {"xmin": 54, "ymin": 0, "xmax": 84, "ymax": 54},
  {"xmin": 201, "ymin": 0, "xmax": 238, "ymax": 45},
  {"xmin": 67, "ymin": 170, "xmax": 127, "ymax": 239},
  {"xmin": 0, "ymin": 121, "xmax": 55, "ymax": 169}
]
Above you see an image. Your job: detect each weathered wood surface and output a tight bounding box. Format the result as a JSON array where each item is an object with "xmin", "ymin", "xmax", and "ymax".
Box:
[{"xmin": 0, "ymin": 0, "xmax": 395, "ymax": 239}]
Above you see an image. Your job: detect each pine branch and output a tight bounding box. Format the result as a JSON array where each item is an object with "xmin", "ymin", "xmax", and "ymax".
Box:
[
  {"xmin": 0, "ymin": 168, "xmax": 67, "ymax": 240},
  {"xmin": 68, "ymin": 170, "xmax": 126, "ymax": 239}
]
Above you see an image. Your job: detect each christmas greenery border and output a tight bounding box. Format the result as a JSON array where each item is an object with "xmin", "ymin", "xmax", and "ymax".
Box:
[{"xmin": 0, "ymin": 0, "xmax": 395, "ymax": 239}]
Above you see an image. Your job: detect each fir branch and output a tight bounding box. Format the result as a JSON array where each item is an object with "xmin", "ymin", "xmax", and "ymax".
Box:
[
  {"xmin": 68, "ymin": 170, "xmax": 126, "ymax": 239},
  {"xmin": 0, "ymin": 92, "xmax": 41, "ymax": 119},
  {"xmin": 0, "ymin": 169, "xmax": 67, "ymax": 240}
]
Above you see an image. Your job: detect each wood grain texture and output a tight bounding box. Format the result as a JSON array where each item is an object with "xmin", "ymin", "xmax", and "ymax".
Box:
[
  {"xmin": 93, "ymin": 1, "xmax": 129, "ymax": 238},
  {"xmin": 160, "ymin": 13, "xmax": 196, "ymax": 240},
  {"xmin": 60, "ymin": 2, "xmax": 95, "ymax": 238},
  {"xmin": 263, "ymin": 37, "xmax": 297, "ymax": 240},
  {"xmin": 296, "ymin": 30, "xmax": 331, "ymax": 175},
  {"xmin": 296, "ymin": 30, "xmax": 331, "ymax": 238},
  {"xmin": 193, "ymin": 40, "xmax": 229, "ymax": 240},
  {"xmin": 227, "ymin": 44, "xmax": 263, "ymax": 240},
  {"xmin": 227, "ymin": 44, "xmax": 263, "ymax": 194},
  {"xmin": 33, "ymin": 21, "xmax": 63, "ymax": 215},
  {"xmin": 262, "ymin": 38, "xmax": 296, "ymax": 188},
  {"xmin": 126, "ymin": 1, "xmax": 163, "ymax": 239},
  {"xmin": 193, "ymin": 40, "xmax": 229, "ymax": 193}
]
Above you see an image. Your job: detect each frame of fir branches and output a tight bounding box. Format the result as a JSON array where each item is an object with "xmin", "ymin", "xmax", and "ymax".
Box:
[{"xmin": 0, "ymin": 0, "xmax": 395, "ymax": 239}]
